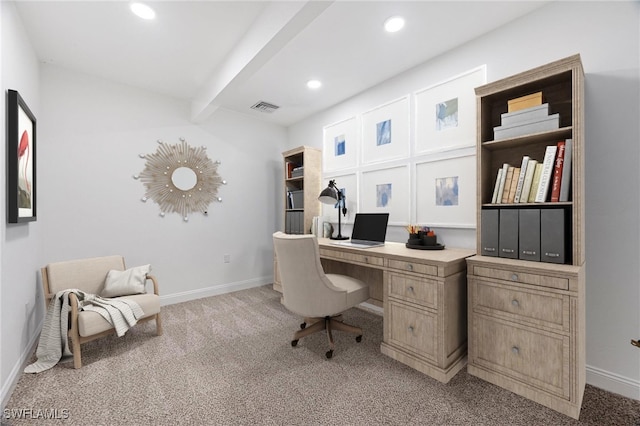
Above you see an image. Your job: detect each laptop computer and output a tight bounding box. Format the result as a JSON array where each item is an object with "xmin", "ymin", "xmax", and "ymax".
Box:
[{"xmin": 330, "ymin": 213, "xmax": 389, "ymax": 249}]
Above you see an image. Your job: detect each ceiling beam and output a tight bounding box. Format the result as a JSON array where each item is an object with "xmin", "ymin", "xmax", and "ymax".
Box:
[{"xmin": 190, "ymin": 0, "xmax": 333, "ymax": 123}]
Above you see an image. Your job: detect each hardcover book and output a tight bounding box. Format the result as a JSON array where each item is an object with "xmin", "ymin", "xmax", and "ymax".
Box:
[
  {"xmin": 559, "ymin": 139, "xmax": 573, "ymax": 202},
  {"xmin": 513, "ymin": 156, "xmax": 530, "ymax": 203},
  {"xmin": 501, "ymin": 166, "xmax": 515, "ymax": 204},
  {"xmin": 519, "ymin": 159, "xmax": 538, "ymax": 203},
  {"xmin": 528, "ymin": 163, "xmax": 544, "ymax": 203},
  {"xmin": 535, "ymin": 145, "xmax": 558, "ymax": 202},
  {"xmin": 550, "ymin": 141, "xmax": 566, "ymax": 202}
]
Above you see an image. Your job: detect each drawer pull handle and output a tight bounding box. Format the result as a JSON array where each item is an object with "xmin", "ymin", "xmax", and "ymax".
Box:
[
  {"xmin": 408, "ymin": 286, "xmax": 415, "ymax": 293},
  {"xmin": 522, "ymin": 250, "xmax": 536, "ymax": 255},
  {"xmin": 408, "ymin": 325, "xmax": 415, "ymax": 333},
  {"xmin": 511, "ymin": 299, "xmax": 520, "ymax": 308},
  {"xmin": 511, "ymin": 346, "xmax": 520, "ymax": 355},
  {"xmin": 407, "ymin": 264, "xmax": 413, "ymax": 271},
  {"xmin": 511, "ymin": 274, "xmax": 518, "ymax": 281},
  {"xmin": 502, "ymin": 249, "xmax": 515, "ymax": 253},
  {"xmin": 483, "ymin": 247, "xmax": 496, "ymax": 252},
  {"xmin": 545, "ymin": 252, "xmax": 560, "ymax": 257},
  {"xmin": 364, "ymin": 257, "xmax": 369, "ymax": 263}
]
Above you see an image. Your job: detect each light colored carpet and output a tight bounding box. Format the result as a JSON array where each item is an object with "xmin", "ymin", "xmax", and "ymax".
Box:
[{"xmin": 5, "ymin": 285, "xmax": 640, "ymax": 425}]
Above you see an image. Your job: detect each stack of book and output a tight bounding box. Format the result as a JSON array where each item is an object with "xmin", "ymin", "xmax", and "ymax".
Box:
[
  {"xmin": 490, "ymin": 139, "xmax": 572, "ymax": 204},
  {"xmin": 493, "ymin": 92, "xmax": 560, "ymax": 140}
]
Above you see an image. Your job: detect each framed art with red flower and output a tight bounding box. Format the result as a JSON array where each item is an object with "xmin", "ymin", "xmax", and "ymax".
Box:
[{"xmin": 8, "ymin": 89, "xmax": 36, "ymax": 223}]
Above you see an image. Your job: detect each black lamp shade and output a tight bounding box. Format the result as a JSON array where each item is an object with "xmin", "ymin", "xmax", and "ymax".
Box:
[{"xmin": 318, "ymin": 186, "xmax": 338, "ymax": 204}]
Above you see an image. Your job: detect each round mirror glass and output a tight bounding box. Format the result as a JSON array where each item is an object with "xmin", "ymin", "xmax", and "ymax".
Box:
[{"xmin": 172, "ymin": 167, "xmax": 197, "ymax": 191}]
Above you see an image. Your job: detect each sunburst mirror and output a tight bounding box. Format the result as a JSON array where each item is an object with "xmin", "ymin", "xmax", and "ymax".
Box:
[{"xmin": 134, "ymin": 138, "xmax": 226, "ymax": 221}]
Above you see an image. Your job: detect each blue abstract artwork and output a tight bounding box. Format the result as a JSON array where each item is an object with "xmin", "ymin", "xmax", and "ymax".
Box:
[
  {"xmin": 376, "ymin": 119, "xmax": 391, "ymax": 146},
  {"xmin": 334, "ymin": 134, "xmax": 346, "ymax": 156},
  {"xmin": 435, "ymin": 98, "xmax": 459, "ymax": 131},
  {"xmin": 376, "ymin": 183, "xmax": 392, "ymax": 207},
  {"xmin": 435, "ymin": 176, "xmax": 459, "ymax": 206}
]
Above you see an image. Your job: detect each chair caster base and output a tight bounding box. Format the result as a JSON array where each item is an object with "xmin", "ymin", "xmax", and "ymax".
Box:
[
  {"xmin": 325, "ymin": 350, "xmax": 333, "ymax": 359},
  {"xmin": 291, "ymin": 339, "xmax": 299, "ymax": 347},
  {"xmin": 356, "ymin": 335, "xmax": 362, "ymax": 343}
]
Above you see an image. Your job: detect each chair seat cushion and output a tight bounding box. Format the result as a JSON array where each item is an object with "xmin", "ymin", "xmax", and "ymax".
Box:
[
  {"xmin": 78, "ymin": 293, "xmax": 160, "ymax": 337},
  {"xmin": 325, "ymin": 274, "xmax": 369, "ymax": 310}
]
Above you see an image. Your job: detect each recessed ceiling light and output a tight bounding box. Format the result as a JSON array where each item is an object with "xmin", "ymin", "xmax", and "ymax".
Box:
[
  {"xmin": 384, "ymin": 16, "xmax": 405, "ymax": 33},
  {"xmin": 130, "ymin": 2, "xmax": 156, "ymax": 20},
  {"xmin": 307, "ymin": 80, "xmax": 322, "ymax": 89}
]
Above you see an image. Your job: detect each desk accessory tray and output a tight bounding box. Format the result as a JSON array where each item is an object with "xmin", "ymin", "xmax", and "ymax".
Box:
[{"xmin": 406, "ymin": 243, "xmax": 445, "ymax": 250}]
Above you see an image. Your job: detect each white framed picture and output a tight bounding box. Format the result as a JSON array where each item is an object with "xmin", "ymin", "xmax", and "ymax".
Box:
[
  {"xmin": 415, "ymin": 65, "xmax": 486, "ymax": 155},
  {"xmin": 360, "ymin": 165, "xmax": 410, "ymax": 225},
  {"xmin": 323, "ymin": 117, "xmax": 358, "ymax": 172},
  {"xmin": 321, "ymin": 173, "xmax": 358, "ymax": 224},
  {"xmin": 361, "ymin": 96, "xmax": 410, "ymax": 165},
  {"xmin": 415, "ymin": 154, "xmax": 476, "ymax": 228}
]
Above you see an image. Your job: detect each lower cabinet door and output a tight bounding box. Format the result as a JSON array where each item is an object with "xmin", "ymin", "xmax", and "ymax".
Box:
[
  {"xmin": 388, "ymin": 300, "xmax": 438, "ymax": 363},
  {"xmin": 472, "ymin": 314, "xmax": 570, "ymax": 399}
]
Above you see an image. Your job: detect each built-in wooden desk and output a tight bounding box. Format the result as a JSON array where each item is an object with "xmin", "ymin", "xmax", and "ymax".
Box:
[{"xmin": 273, "ymin": 238, "xmax": 475, "ymax": 383}]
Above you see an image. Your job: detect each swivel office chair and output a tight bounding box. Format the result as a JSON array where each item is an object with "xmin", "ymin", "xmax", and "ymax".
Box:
[{"xmin": 273, "ymin": 232, "xmax": 370, "ymax": 358}]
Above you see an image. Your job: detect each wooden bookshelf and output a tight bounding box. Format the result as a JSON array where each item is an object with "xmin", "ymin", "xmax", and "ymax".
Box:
[{"xmin": 467, "ymin": 55, "xmax": 586, "ymax": 419}]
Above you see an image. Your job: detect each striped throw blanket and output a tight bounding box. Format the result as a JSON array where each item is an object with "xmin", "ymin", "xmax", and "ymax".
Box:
[{"xmin": 24, "ymin": 289, "xmax": 144, "ymax": 373}]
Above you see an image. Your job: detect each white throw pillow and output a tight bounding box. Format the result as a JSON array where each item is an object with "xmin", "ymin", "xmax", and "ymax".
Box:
[{"xmin": 101, "ymin": 264, "xmax": 151, "ymax": 297}]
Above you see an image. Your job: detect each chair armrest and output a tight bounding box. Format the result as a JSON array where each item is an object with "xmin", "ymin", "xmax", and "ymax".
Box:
[
  {"xmin": 68, "ymin": 292, "xmax": 80, "ymax": 332},
  {"xmin": 146, "ymin": 274, "xmax": 160, "ymax": 296}
]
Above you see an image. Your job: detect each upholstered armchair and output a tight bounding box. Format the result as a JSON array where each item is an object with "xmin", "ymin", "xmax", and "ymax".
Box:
[{"xmin": 40, "ymin": 255, "xmax": 162, "ymax": 369}]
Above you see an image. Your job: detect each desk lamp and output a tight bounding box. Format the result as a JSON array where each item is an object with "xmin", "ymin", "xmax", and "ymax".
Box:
[{"xmin": 318, "ymin": 180, "xmax": 348, "ymax": 240}]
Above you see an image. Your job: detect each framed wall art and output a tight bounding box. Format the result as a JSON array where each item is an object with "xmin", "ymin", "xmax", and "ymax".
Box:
[
  {"xmin": 414, "ymin": 65, "xmax": 486, "ymax": 155},
  {"xmin": 361, "ymin": 96, "xmax": 410, "ymax": 165},
  {"xmin": 323, "ymin": 116, "xmax": 358, "ymax": 172},
  {"xmin": 415, "ymin": 154, "xmax": 476, "ymax": 228},
  {"xmin": 360, "ymin": 165, "xmax": 409, "ymax": 225},
  {"xmin": 7, "ymin": 89, "xmax": 37, "ymax": 223}
]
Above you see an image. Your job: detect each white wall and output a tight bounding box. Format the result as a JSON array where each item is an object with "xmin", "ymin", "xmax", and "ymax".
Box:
[
  {"xmin": 39, "ymin": 65, "xmax": 287, "ymax": 303},
  {"xmin": 0, "ymin": 1, "xmax": 44, "ymax": 406},
  {"xmin": 289, "ymin": 1, "xmax": 640, "ymax": 398}
]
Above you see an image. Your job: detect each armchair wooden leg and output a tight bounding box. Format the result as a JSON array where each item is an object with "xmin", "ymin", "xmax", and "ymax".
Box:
[
  {"xmin": 155, "ymin": 313, "xmax": 163, "ymax": 336},
  {"xmin": 71, "ymin": 337, "xmax": 82, "ymax": 369}
]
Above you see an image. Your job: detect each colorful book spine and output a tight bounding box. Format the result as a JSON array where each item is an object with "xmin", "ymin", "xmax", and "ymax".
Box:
[
  {"xmin": 559, "ymin": 139, "xmax": 573, "ymax": 202},
  {"xmin": 550, "ymin": 141, "xmax": 566, "ymax": 202}
]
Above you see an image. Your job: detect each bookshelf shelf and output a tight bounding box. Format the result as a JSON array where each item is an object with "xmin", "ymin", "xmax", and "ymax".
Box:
[{"xmin": 467, "ymin": 55, "xmax": 585, "ymax": 419}]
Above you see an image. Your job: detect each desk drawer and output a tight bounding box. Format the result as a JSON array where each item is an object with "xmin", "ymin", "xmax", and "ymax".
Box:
[
  {"xmin": 472, "ymin": 265, "xmax": 569, "ymax": 291},
  {"xmin": 319, "ymin": 249, "xmax": 384, "ymax": 267},
  {"xmin": 472, "ymin": 315, "xmax": 570, "ymax": 399},
  {"xmin": 471, "ymin": 279, "xmax": 569, "ymax": 332},
  {"xmin": 388, "ymin": 259, "xmax": 438, "ymax": 276},
  {"xmin": 388, "ymin": 300, "xmax": 437, "ymax": 362},
  {"xmin": 388, "ymin": 272, "xmax": 437, "ymax": 309}
]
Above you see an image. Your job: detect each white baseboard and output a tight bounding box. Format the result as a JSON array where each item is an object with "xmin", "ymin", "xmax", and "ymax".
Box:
[
  {"xmin": 159, "ymin": 276, "xmax": 272, "ymax": 306},
  {"xmin": 2, "ymin": 325, "xmax": 41, "ymax": 410},
  {"xmin": 587, "ymin": 364, "xmax": 640, "ymax": 400}
]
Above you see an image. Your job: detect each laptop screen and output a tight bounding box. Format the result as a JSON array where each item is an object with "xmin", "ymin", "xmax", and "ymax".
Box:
[{"xmin": 351, "ymin": 213, "xmax": 389, "ymax": 242}]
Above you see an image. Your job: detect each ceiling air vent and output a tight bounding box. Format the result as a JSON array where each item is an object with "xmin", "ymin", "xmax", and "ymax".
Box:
[{"xmin": 250, "ymin": 101, "xmax": 280, "ymax": 113}]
